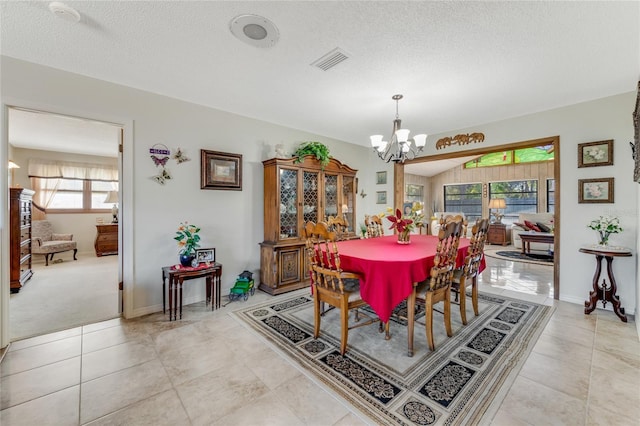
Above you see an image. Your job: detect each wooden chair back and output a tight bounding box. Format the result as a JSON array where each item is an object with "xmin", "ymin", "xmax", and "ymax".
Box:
[
  {"xmin": 461, "ymin": 218, "xmax": 490, "ymax": 278},
  {"xmin": 364, "ymin": 214, "xmax": 384, "ymax": 238},
  {"xmin": 304, "ymin": 221, "xmax": 349, "ymax": 294},
  {"xmin": 439, "ymin": 214, "xmax": 468, "ymax": 238},
  {"xmin": 326, "ymin": 215, "xmax": 349, "ymax": 240},
  {"xmin": 428, "ymin": 219, "xmax": 464, "ymax": 292}
]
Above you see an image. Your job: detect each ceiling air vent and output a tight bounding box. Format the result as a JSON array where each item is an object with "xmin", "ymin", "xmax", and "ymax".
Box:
[{"xmin": 311, "ymin": 48, "xmax": 349, "ymax": 71}]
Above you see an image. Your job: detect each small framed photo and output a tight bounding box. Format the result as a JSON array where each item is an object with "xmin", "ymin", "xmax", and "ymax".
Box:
[
  {"xmin": 376, "ymin": 171, "xmax": 387, "ymax": 185},
  {"xmin": 578, "ymin": 178, "xmax": 614, "ymax": 203},
  {"xmin": 195, "ymin": 248, "xmax": 216, "ymax": 264},
  {"xmin": 376, "ymin": 191, "xmax": 387, "ymax": 204},
  {"xmin": 578, "ymin": 140, "xmax": 613, "ymax": 168},
  {"xmin": 201, "ymin": 150, "xmax": 242, "ymax": 190}
]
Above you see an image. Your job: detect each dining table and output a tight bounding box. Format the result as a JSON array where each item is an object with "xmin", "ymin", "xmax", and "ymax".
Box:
[{"xmin": 334, "ymin": 234, "xmax": 482, "ymax": 324}]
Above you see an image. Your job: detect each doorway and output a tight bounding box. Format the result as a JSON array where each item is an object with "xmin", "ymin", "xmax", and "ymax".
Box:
[
  {"xmin": 7, "ymin": 107, "xmax": 123, "ymax": 340},
  {"xmin": 396, "ymin": 136, "xmax": 560, "ymax": 299}
]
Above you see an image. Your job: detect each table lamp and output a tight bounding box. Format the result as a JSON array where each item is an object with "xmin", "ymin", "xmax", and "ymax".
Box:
[
  {"xmin": 488, "ymin": 198, "xmax": 506, "ymax": 223},
  {"xmin": 8, "ymin": 161, "xmax": 20, "ymax": 187},
  {"xmin": 104, "ymin": 190, "xmax": 119, "ymax": 223}
]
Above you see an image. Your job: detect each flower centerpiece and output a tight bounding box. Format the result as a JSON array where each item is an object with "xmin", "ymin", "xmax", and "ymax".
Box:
[
  {"xmin": 386, "ymin": 202, "xmax": 425, "ymax": 244},
  {"xmin": 174, "ymin": 222, "xmax": 201, "ymax": 266},
  {"xmin": 587, "ymin": 215, "xmax": 622, "ymax": 246}
]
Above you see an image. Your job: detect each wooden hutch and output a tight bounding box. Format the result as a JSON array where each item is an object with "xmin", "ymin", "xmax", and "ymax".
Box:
[
  {"xmin": 10, "ymin": 188, "xmax": 34, "ymax": 292},
  {"xmin": 260, "ymin": 156, "xmax": 357, "ymax": 294}
]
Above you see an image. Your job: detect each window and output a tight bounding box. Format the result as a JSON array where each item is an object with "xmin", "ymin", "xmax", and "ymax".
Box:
[
  {"xmin": 33, "ymin": 178, "xmax": 117, "ymax": 213},
  {"xmin": 464, "ymin": 145, "xmax": 554, "ymax": 168},
  {"xmin": 28, "ymin": 158, "xmax": 118, "ymax": 213},
  {"xmin": 443, "ymin": 183, "xmax": 482, "ymax": 221},
  {"xmin": 547, "ymin": 179, "xmax": 555, "ymax": 213},
  {"xmin": 489, "ymin": 180, "xmax": 538, "ymax": 223}
]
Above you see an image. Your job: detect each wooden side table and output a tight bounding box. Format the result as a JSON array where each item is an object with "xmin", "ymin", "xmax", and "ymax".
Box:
[
  {"xmin": 162, "ymin": 263, "xmax": 222, "ymax": 321},
  {"xmin": 487, "ymin": 223, "xmax": 509, "ymax": 245},
  {"xmin": 95, "ymin": 224, "xmax": 118, "ymax": 256},
  {"xmin": 579, "ymin": 247, "xmax": 631, "ymax": 322}
]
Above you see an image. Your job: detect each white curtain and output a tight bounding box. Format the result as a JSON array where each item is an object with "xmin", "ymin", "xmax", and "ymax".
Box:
[{"xmin": 28, "ymin": 159, "xmax": 118, "ymax": 181}]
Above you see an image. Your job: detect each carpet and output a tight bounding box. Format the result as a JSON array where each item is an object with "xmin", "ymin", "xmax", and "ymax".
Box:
[
  {"xmin": 484, "ymin": 249, "xmax": 554, "ymax": 265},
  {"xmin": 232, "ymin": 291, "xmax": 554, "ymax": 425}
]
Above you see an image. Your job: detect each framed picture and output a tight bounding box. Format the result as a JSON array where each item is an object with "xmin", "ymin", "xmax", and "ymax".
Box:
[
  {"xmin": 201, "ymin": 150, "xmax": 242, "ymax": 190},
  {"xmin": 376, "ymin": 191, "xmax": 387, "ymax": 204},
  {"xmin": 406, "ymin": 184, "xmax": 423, "ymax": 196},
  {"xmin": 195, "ymin": 248, "xmax": 216, "ymax": 263},
  {"xmin": 578, "ymin": 178, "xmax": 614, "ymax": 203},
  {"xmin": 376, "ymin": 171, "xmax": 387, "ymax": 185},
  {"xmin": 578, "ymin": 140, "xmax": 613, "ymax": 168}
]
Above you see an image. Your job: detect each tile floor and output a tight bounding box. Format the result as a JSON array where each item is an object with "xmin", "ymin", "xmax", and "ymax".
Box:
[{"xmin": 1, "ymin": 256, "xmax": 638, "ymax": 425}]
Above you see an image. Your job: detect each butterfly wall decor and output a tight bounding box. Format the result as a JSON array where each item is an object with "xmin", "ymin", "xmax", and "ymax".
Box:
[
  {"xmin": 172, "ymin": 148, "xmax": 191, "ymax": 164},
  {"xmin": 152, "ymin": 168, "xmax": 172, "ymax": 185},
  {"xmin": 149, "ymin": 143, "xmax": 171, "ymax": 168}
]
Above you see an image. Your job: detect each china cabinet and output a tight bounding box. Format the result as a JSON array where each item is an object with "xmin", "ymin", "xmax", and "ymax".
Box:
[{"xmin": 260, "ymin": 156, "xmax": 357, "ymax": 294}]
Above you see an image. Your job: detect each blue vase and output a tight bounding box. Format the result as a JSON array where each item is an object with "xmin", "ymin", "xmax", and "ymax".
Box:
[{"xmin": 179, "ymin": 253, "xmax": 195, "ymax": 267}]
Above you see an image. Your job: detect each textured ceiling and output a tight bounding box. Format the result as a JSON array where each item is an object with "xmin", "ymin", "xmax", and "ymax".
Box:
[{"xmin": 2, "ymin": 1, "xmax": 639, "ymax": 158}]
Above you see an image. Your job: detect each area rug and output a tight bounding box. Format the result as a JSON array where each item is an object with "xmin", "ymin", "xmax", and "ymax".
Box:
[
  {"xmin": 484, "ymin": 248, "xmax": 554, "ymax": 266},
  {"xmin": 232, "ymin": 291, "xmax": 554, "ymax": 425}
]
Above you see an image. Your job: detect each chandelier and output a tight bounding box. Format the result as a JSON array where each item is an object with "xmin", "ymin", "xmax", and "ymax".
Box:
[{"xmin": 370, "ymin": 94, "xmax": 427, "ymax": 163}]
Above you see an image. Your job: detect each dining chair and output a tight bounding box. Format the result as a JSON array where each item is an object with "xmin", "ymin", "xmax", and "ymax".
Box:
[
  {"xmin": 364, "ymin": 214, "xmax": 384, "ymax": 238},
  {"xmin": 326, "ymin": 215, "xmax": 350, "ymax": 240},
  {"xmin": 440, "ymin": 213, "xmax": 468, "ymax": 238},
  {"xmin": 451, "ymin": 217, "xmax": 490, "ymax": 325},
  {"xmin": 303, "ymin": 221, "xmax": 377, "ymax": 355},
  {"xmin": 407, "ymin": 218, "xmax": 463, "ymax": 356}
]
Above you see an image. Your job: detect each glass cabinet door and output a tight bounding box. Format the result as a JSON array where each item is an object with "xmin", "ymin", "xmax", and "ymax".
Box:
[
  {"xmin": 323, "ymin": 173, "xmax": 338, "ymax": 219},
  {"xmin": 302, "ymin": 171, "xmax": 319, "ymax": 225},
  {"xmin": 279, "ymin": 168, "xmax": 298, "ymax": 238},
  {"xmin": 342, "ymin": 175, "xmax": 355, "ymax": 232}
]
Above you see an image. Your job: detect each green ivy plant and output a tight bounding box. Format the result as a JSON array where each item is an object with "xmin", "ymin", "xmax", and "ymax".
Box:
[{"xmin": 292, "ymin": 141, "xmax": 331, "ymax": 168}]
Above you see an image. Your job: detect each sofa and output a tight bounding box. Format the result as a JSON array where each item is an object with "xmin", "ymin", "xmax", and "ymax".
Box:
[
  {"xmin": 32, "ymin": 220, "xmax": 78, "ymax": 266},
  {"xmin": 511, "ymin": 212, "xmax": 554, "ymax": 252}
]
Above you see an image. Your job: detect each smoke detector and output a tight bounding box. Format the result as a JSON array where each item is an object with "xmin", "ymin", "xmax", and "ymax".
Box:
[
  {"xmin": 230, "ymin": 14, "xmax": 279, "ymax": 48},
  {"xmin": 48, "ymin": 2, "xmax": 81, "ymax": 23}
]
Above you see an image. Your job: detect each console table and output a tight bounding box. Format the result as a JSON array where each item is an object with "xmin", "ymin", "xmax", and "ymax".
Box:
[
  {"xmin": 579, "ymin": 246, "xmax": 631, "ymax": 322},
  {"xmin": 162, "ymin": 263, "xmax": 222, "ymax": 321}
]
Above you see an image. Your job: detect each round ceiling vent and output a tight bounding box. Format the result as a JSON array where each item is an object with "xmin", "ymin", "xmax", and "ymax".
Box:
[
  {"xmin": 48, "ymin": 2, "xmax": 81, "ymax": 23},
  {"xmin": 230, "ymin": 14, "xmax": 279, "ymax": 48}
]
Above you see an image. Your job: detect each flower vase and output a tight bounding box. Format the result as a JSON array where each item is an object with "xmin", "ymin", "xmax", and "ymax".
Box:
[
  {"xmin": 598, "ymin": 231, "xmax": 610, "ymax": 247},
  {"xmin": 397, "ymin": 231, "xmax": 411, "ymax": 245},
  {"xmin": 180, "ymin": 253, "xmax": 196, "ymax": 267}
]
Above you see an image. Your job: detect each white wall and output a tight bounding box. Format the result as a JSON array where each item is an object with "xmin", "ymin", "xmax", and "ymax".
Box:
[
  {"xmin": 1, "ymin": 56, "xmax": 375, "ymax": 321},
  {"xmin": 417, "ymin": 92, "xmax": 638, "ymax": 314}
]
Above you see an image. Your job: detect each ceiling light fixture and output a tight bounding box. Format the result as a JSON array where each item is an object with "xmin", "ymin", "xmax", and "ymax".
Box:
[
  {"xmin": 230, "ymin": 14, "xmax": 279, "ymax": 48},
  {"xmin": 370, "ymin": 95, "xmax": 427, "ymax": 164},
  {"xmin": 48, "ymin": 2, "xmax": 81, "ymax": 23}
]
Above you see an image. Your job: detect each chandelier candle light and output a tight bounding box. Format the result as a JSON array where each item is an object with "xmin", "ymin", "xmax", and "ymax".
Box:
[{"xmin": 370, "ymin": 94, "xmax": 427, "ymax": 163}]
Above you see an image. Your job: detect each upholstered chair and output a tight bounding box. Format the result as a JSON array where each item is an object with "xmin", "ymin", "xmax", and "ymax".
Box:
[{"xmin": 31, "ymin": 220, "xmax": 78, "ymax": 266}]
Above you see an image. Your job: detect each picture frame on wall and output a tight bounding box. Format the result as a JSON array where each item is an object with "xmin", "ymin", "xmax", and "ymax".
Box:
[
  {"xmin": 195, "ymin": 248, "xmax": 216, "ymax": 263},
  {"xmin": 578, "ymin": 177, "xmax": 614, "ymax": 203},
  {"xmin": 201, "ymin": 150, "xmax": 242, "ymax": 190},
  {"xmin": 376, "ymin": 191, "xmax": 387, "ymax": 204},
  {"xmin": 376, "ymin": 171, "xmax": 387, "ymax": 185},
  {"xmin": 578, "ymin": 140, "xmax": 613, "ymax": 168}
]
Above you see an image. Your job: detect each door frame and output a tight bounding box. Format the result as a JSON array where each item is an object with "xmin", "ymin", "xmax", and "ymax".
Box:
[
  {"xmin": 395, "ymin": 135, "xmax": 560, "ymax": 299},
  {"xmin": 1, "ymin": 98, "xmax": 134, "ymax": 348}
]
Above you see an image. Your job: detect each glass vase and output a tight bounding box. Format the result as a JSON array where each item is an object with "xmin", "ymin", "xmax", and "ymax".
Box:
[
  {"xmin": 397, "ymin": 230, "xmax": 411, "ymax": 244},
  {"xmin": 598, "ymin": 231, "xmax": 610, "ymax": 246}
]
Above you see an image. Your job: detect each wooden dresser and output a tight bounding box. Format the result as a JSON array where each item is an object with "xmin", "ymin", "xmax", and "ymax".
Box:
[
  {"xmin": 10, "ymin": 188, "xmax": 34, "ymax": 293},
  {"xmin": 95, "ymin": 224, "xmax": 118, "ymax": 256}
]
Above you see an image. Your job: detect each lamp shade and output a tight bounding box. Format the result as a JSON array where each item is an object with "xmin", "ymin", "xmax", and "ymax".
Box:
[
  {"xmin": 8, "ymin": 161, "xmax": 20, "ymax": 169},
  {"xmin": 104, "ymin": 191, "xmax": 118, "ymax": 204},
  {"xmin": 488, "ymin": 198, "xmax": 506, "ymax": 209}
]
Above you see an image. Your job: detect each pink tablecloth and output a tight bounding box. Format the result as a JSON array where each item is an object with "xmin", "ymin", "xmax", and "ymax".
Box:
[{"xmin": 335, "ymin": 234, "xmax": 481, "ymax": 322}]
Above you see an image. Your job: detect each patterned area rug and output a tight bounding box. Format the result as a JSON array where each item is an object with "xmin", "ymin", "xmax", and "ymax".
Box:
[
  {"xmin": 232, "ymin": 291, "xmax": 554, "ymax": 425},
  {"xmin": 484, "ymin": 248, "xmax": 554, "ymax": 266}
]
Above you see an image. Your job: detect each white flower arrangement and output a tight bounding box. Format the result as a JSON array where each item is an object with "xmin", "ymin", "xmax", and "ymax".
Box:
[
  {"xmin": 587, "ymin": 216, "xmax": 622, "ymax": 245},
  {"xmin": 585, "ymin": 146, "xmax": 606, "ymax": 161}
]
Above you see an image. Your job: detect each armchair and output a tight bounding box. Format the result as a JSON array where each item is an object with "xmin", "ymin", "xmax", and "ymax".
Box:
[{"xmin": 32, "ymin": 220, "xmax": 78, "ymax": 266}]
